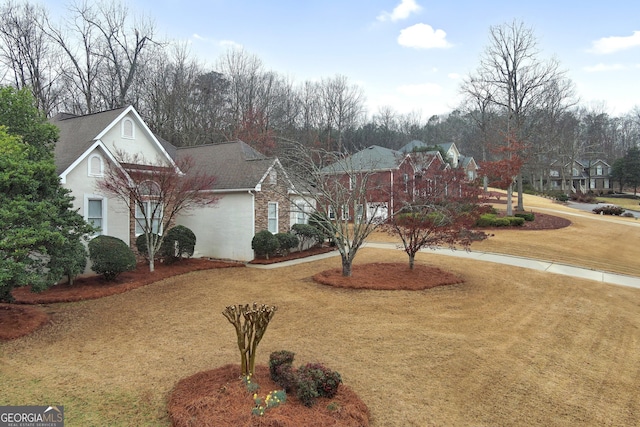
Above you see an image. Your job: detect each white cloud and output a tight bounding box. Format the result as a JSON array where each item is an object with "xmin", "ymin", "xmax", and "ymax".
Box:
[
  {"xmin": 377, "ymin": 0, "xmax": 421, "ymax": 22},
  {"xmin": 192, "ymin": 34, "xmax": 242, "ymax": 50},
  {"xmin": 397, "ymin": 23, "xmax": 451, "ymax": 49},
  {"xmin": 590, "ymin": 31, "xmax": 640, "ymax": 54},
  {"xmin": 397, "ymin": 82, "xmax": 442, "ymax": 96},
  {"xmin": 448, "ymin": 73, "xmax": 461, "ymax": 80},
  {"xmin": 583, "ymin": 63, "xmax": 626, "ymax": 72}
]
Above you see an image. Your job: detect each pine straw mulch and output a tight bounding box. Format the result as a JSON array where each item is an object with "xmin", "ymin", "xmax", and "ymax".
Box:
[
  {"xmin": 12, "ymin": 258, "xmax": 243, "ymax": 304},
  {"xmin": 168, "ymin": 364, "xmax": 370, "ymax": 427},
  {"xmin": 0, "ymin": 304, "xmax": 50, "ymax": 340},
  {"xmin": 314, "ymin": 262, "xmax": 464, "ymax": 290}
]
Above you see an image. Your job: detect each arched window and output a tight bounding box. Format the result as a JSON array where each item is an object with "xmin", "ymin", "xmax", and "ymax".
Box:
[
  {"xmin": 122, "ymin": 118, "xmax": 135, "ymax": 139},
  {"xmin": 88, "ymin": 154, "xmax": 104, "ymax": 177}
]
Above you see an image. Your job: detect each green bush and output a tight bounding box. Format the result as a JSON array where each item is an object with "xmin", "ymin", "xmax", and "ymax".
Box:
[
  {"xmin": 161, "ymin": 225, "xmax": 196, "ymax": 262},
  {"xmin": 275, "ymin": 232, "xmax": 299, "ymax": 256},
  {"xmin": 49, "ymin": 238, "xmax": 88, "ymax": 286},
  {"xmin": 506, "ymin": 216, "xmax": 525, "ymax": 226},
  {"xmin": 88, "ymin": 235, "xmax": 136, "ymax": 281},
  {"xmin": 556, "ymin": 193, "xmax": 569, "ymax": 202},
  {"xmin": 135, "ymin": 233, "xmax": 159, "ymax": 262},
  {"xmin": 515, "ymin": 212, "xmax": 535, "ymax": 221},
  {"xmin": 252, "ymin": 230, "xmax": 280, "ymax": 259},
  {"xmin": 296, "ymin": 363, "xmax": 342, "ymax": 407},
  {"xmin": 291, "ymin": 223, "xmax": 323, "ymax": 250},
  {"xmin": 476, "ymin": 213, "xmax": 497, "ymax": 227},
  {"xmin": 493, "ymin": 217, "xmax": 511, "ymax": 226},
  {"xmin": 308, "ymin": 210, "xmax": 335, "ymax": 244}
]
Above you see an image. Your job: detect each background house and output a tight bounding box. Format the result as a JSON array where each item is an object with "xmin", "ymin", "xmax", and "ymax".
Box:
[
  {"xmin": 547, "ymin": 159, "xmax": 612, "ymax": 194},
  {"xmin": 52, "ymin": 106, "xmax": 298, "ymax": 263}
]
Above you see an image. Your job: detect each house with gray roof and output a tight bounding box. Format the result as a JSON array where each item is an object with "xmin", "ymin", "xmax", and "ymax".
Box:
[{"xmin": 51, "ymin": 105, "xmax": 299, "ymax": 262}]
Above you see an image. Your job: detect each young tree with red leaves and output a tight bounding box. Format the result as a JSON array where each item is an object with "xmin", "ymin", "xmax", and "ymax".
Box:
[
  {"xmin": 97, "ymin": 152, "xmax": 218, "ymax": 272},
  {"xmin": 480, "ymin": 132, "xmax": 525, "ymax": 216},
  {"xmin": 384, "ymin": 167, "xmax": 485, "ymax": 270}
]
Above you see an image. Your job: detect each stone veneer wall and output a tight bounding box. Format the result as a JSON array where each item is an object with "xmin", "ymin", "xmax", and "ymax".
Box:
[{"xmin": 254, "ymin": 167, "xmax": 291, "ymax": 234}]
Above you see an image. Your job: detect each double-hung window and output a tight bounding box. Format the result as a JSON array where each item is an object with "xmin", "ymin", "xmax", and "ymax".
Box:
[
  {"xmin": 135, "ymin": 181, "xmax": 162, "ymax": 235},
  {"xmin": 135, "ymin": 201, "xmax": 162, "ymax": 235},
  {"xmin": 268, "ymin": 202, "xmax": 278, "ymax": 233}
]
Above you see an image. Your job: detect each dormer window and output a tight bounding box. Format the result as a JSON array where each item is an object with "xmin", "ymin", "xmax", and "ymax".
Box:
[
  {"xmin": 88, "ymin": 154, "xmax": 104, "ymax": 177},
  {"xmin": 122, "ymin": 118, "xmax": 135, "ymax": 139},
  {"xmin": 268, "ymin": 169, "xmax": 277, "ymax": 185}
]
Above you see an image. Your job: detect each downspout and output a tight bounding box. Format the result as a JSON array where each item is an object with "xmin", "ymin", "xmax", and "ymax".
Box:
[{"xmin": 390, "ymin": 170, "xmax": 394, "ymax": 218}]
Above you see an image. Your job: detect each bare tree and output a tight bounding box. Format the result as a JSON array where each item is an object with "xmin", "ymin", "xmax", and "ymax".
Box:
[
  {"xmin": 317, "ymin": 74, "xmax": 366, "ymax": 152},
  {"xmin": 281, "ymin": 140, "xmax": 387, "ymax": 277},
  {"xmin": 466, "ymin": 20, "xmax": 572, "ymax": 210},
  {"xmin": 0, "ymin": 1, "xmax": 61, "ymax": 115},
  {"xmin": 97, "ymin": 152, "xmax": 218, "ymax": 272}
]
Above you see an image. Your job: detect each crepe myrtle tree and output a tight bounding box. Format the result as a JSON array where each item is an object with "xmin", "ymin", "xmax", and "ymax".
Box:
[
  {"xmin": 281, "ymin": 139, "xmax": 390, "ymax": 277},
  {"xmin": 384, "ymin": 167, "xmax": 486, "ymax": 270},
  {"xmin": 97, "ymin": 151, "xmax": 218, "ymax": 272}
]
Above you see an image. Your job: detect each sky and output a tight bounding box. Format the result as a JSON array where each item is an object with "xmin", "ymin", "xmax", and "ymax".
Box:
[{"xmin": 46, "ymin": 0, "xmax": 640, "ymax": 119}]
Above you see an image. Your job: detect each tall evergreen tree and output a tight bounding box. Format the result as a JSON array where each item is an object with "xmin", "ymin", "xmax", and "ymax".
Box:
[{"xmin": 0, "ymin": 87, "xmax": 94, "ymax": 301}]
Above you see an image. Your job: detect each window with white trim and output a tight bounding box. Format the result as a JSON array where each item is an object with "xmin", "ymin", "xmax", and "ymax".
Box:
[
  {"xmin": 135, "ymin": 201, "xmax": 162, "ymax": 236},
  {"xmin": 596, "ymin": 165, "xmax": 603, "ymax": 176},
  {"xmin": 294, "ymin": 201, "xmax": 311, "ymax": 224},
  {"xmin": 341, "ymin": 205, "xmax": 349, "ymax": 221},
  {"xmin": 268, "ymin": 169, "xmax": 277, "ymax": 185},
  {"xmin": 88, "ymin": 154, "xmax": 104, "ymax": 177},
  {"xmin": 135, "ymin": 181, "xmax": 162, "ymax": 235},
  {"xmin": 84, "ymin": 195, "xmax": 106, "ymax": 236},
  {"xmin": 355, "ymin": 204, "xmax": 364, "ymax": 223},
  {"xmin": 328, "ymin": 205, "xmax": 336, "ymax": 220},
  {"xmin": 122, "ymin": 118, "xmax": 135, "ymax": 139},
  {"xmin": 268, "ymin": 202, "xmax": 278, "ymax": 233}
]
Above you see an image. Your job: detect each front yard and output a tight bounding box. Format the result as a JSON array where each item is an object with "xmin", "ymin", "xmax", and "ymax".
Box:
[{"xmin": 2, "ymin": 242, "xmax": 640, "ymax": 426}]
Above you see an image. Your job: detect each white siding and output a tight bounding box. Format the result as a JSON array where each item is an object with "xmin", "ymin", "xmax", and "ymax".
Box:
[
  {"xmin": 63, "ymin": 147, "xmax": 131, "ymax": 245},
  {"xmin": 100, "ymin": 113, "xmax": 168, "ymax": 164},
  {"xmin": 176, "ymin": 192, "xmax": 255, "ymax": 261}
]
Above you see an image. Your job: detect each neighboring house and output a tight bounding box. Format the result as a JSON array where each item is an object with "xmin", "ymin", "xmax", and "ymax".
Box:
[
  {"xmin": 318, "ymin": 145, "xmax": 447, "ymax": 222},
  {"xmin": 547, "ymin": 159, "xmax": 612, "ymax": 194},
  {"xmin": 52, "ymin": 105, "xmax": 299, "ymax": 263},
  {"xmin": 399, "ymin": 140, "xmax": 480, "ymax": 180}
]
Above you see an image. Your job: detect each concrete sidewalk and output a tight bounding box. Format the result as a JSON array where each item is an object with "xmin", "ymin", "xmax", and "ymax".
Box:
[{"xmin": 248, "ymin": 242, "xmax": 640, "ymax": 290}]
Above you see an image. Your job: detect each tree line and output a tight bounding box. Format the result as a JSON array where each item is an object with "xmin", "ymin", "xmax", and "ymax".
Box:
[{"xmin": 1, "ymin": 2, "xmax": 639, "ymax": 183}]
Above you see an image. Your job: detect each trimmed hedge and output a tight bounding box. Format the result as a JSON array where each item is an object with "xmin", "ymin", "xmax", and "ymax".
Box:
[
  {"xmin": 515, "ymin": 212, "xmax": 535, "ymax": 221},
  {"xmin": 275, "ymin": 232, "xmax": 299, "ymax": 256},
  {"xmin": 476, "ymin": 213, "xmax": 525, "ymax": 227},
  {"xmin": 252, "ymin": 230, "xmax": 280, "ymax": 259},
  {"xmin": 88, "ymin": 235, "xmax": 136, "ymax": 281}
]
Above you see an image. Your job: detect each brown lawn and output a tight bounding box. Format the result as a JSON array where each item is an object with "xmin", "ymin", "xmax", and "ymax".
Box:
[{"xmin": 2, "ymin": 192, "xmax": 640, "ymax": 426}]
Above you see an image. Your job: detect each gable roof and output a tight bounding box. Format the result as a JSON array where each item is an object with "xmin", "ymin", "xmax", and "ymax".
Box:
[
  {"xmin": 51, "ymin": 107, "xmax": 128, "ymax": 175},
  {"xmin": 51, "ymin": 106, "xmax": 176, "ymax": 179},
  {"xmin": 174, "ymin": 141, "xmax": 277, "ymax": 191},
  {"xmin": 320, "ymin": 145, "xmax": 407, "ymax": 174}
]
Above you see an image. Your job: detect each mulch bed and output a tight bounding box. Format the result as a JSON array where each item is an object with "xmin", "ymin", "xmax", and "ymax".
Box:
[
  {"xmin": 476, "ymin": 211, "xmax": 572, "ymax": 231},
  {"xmin": 168, "ymin": 364, "xmax": 370, "ymax": 427},
  {"xmin": 249, "ymin": 246, "xmax": 336, "ymax": 265},
  {"xmin": 12, "ymin": 258, "xmax": 243, "ymax": 305},
  {"xmin": 0, "ymin": 304, "xmax": 49, "ymax": 340},
  {"xmin": 313, "ymin": 262, "xmax": 464, "ymax": 290}
]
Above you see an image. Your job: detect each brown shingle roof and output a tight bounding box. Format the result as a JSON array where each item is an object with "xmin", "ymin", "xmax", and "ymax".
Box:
[
  {"xmin": 51, "ymin": 107, "xmax": 128, "ymax": 175},
  {"xmin": 174, "ymin": 141, "xmax": 275, "ymax": 191}
]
